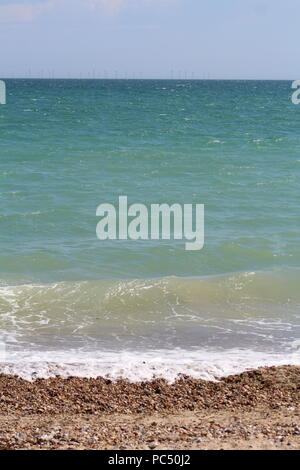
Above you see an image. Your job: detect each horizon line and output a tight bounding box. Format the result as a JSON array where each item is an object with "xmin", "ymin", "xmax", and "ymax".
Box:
[{"xmin": 0, "ymin": 77, "xmax": 296, "ymax": 81}]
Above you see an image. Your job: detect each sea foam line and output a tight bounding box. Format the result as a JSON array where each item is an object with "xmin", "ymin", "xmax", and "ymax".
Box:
[{"xmin": 0, "ymin": 348, "xmax": 299, "ymax": 382}]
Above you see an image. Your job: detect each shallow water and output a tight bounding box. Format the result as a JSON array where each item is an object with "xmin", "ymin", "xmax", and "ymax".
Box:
[{"xmin": 0, "ymin": 79, "xmax": 299, "ymax": 379}]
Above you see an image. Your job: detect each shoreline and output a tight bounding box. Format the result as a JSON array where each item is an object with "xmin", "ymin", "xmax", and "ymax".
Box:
[{"xmin": 0, "ymin": 365, "xmax": 299, "ymax": 450}]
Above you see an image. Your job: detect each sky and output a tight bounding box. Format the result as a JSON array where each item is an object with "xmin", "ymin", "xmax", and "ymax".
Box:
[{"xmin": 0, "ymin": 0, "xmax": 299, "ymax": 79}]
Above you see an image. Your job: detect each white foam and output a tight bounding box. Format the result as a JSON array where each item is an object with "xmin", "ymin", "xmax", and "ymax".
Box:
[{"xmin": 0, "ymin": 348, "xmax": 299, "ymax": 382}]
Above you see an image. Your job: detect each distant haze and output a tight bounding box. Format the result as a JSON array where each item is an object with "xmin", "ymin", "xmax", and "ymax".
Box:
[{"xmin": 0, "ymin": 0, "xmax": 299, "ymax": 79}]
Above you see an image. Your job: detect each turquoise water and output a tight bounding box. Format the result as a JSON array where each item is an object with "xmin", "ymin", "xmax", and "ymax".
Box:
[{"xmin": 0, "ymin": 80, "xmax": 299, "ymax": 380}]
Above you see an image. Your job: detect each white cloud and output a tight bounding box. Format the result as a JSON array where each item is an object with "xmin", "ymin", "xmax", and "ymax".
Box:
[
  {"xmin": 87, "ymin": 0, "xmax": 125, "ymax": 12},
  {"xmin": 0, "ymin": 2, "xmax": 50, "ymax": 22},
  {"xmin": 0, "ymin": 0, "xmax": 169, "ymax": 23}
]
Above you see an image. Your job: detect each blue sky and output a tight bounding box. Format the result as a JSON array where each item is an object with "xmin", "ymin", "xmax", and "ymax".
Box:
[{"xmin": 0, "ymin": 0, "xmax": 299, "ymax": 79}]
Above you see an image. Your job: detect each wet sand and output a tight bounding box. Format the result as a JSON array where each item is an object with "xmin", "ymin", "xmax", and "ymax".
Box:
[{"xmin": 0, "ymin": 365, "xmax": 299, "ymax": 450}]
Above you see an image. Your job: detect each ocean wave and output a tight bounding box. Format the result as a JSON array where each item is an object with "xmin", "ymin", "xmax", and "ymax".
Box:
[
  {"xmin": 0, "ymin": 271, "xmax": 299, "ymax": 375},
  {"xmin": 1, "ymin": 270, "xmax": 300, "ymax": 324},
  {"xmin": 0, "ymin": 348, "xmax": 299, "ymax": 382}
]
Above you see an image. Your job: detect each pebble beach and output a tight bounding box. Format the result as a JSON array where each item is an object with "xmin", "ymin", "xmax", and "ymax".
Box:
[{"xmin": 0, "ymin": 365, "xmax": 299, "ymax": 450}]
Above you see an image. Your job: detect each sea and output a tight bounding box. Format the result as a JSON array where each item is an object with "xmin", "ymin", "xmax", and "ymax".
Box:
[{"xmin": 0, "ymin": 79, "xmax": 299, "ymax": 381}]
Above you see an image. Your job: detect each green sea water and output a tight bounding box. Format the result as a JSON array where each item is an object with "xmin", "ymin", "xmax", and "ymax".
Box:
[{"xmin": 0, "ymin": 79, "xmax": 299, "ymax": 380}]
